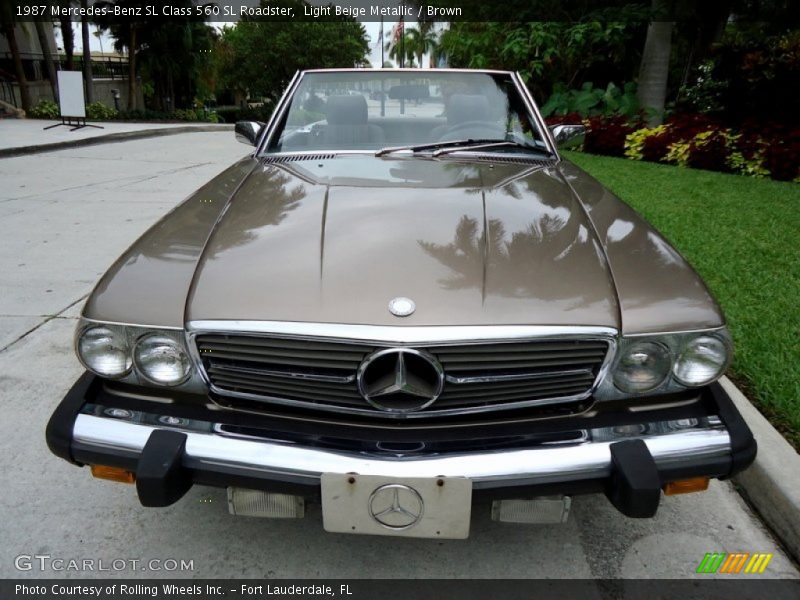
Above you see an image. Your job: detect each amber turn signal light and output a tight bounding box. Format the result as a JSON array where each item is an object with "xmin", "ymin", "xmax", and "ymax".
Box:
[
  {"xmin": 663, "ymin": 476, "xmax": 709, "ymax": 495},
  {"xmin": 90, "ymin": 464, "xmax": 136, "ymax": 484}
]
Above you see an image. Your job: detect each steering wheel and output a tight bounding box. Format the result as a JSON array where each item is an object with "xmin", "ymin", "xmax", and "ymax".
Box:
[{"xmin": 437, "ymin": 121, "xmax": 507, "ymax": 142}]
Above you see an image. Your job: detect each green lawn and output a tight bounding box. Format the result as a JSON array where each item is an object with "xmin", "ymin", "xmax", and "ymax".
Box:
[{"xmin": 564, "ymin": 151, "xmax": 800, "ymax": 448}]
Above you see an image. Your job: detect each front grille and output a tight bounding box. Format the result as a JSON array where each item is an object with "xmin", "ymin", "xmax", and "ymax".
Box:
[{"xmin": 196, "ymin": 333, "xmax": 610, "ymax": 418}]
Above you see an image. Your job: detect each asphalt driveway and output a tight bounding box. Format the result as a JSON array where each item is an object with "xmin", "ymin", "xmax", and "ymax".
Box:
[{"xmin": 0, "ymin": 129, "xmax": 797, "ymax": 579}]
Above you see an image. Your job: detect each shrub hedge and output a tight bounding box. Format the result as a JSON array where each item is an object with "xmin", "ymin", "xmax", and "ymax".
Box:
[{"xmin": 548, "ymin": 113, "xmax": 799, "ymax": 182}]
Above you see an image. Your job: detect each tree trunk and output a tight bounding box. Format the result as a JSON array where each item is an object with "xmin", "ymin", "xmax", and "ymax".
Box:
[
  {"xmin": 637, "ymin": 2, "xmax": 674, "ymax": 126},
  {"xmin": 34, "ymin": 20, "xmax": 59, "ymax": 102},
  {"xmin": 127, "ymin": 24, "xmax": 137, "ymax": 111},
  {"xmin": 80, "ymin": 4, "xmax": 94, "ymax": 104},
  {"xmin": 2, "ymin": 24, "xmax": 32, "ymax": 111},
  {"xmin": 58, "ymin": 16, "xmax": 74, "ymax": 70}
]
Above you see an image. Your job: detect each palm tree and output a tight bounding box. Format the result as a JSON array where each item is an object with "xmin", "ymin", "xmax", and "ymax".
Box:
[
  {"xmin": 385, "ymin": 32, "xmax": 417, "ymax": 68},
  {"xmin": 34, "ymin": 20, "xmax": 59, "ymax": 101},
  {"xmin": 94, "ymin": 1, "xmax": 149, "ymax": 110},
  {"xmin": 0, "ymin": 6, "xmax": 32, "ymax": 111},
  {"xmin": 80, "ymin": 0, "xmax": 94, "ymax": 103},
  {"xmin": 57, "ymin": 2, "xmax": 75, "ymax": 70},
  {"xmin": 406, "ymin": 24, "xmax": 438, "ymax": 68},
  {"xmin": 637, "ymin": 0, "xmax": 673, "ymax": 125}
]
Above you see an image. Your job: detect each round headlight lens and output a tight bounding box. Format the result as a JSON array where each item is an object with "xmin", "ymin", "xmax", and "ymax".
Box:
[
  {"xmin": 78, "ymin": 326, "xmax": 131, "ymax": 378},
  {"xmin": 673, "ymin": 335, "xmax": 728, "ymax": 386},
  {"xmin": 613, "ymin": 341, "xmax": 671, "ymax": 393},
  {"xmin": 134, "ymin": 335, "xmax": 191, "ymax": 385}
]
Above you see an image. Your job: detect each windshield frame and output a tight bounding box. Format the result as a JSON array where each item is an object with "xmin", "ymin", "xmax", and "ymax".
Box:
[{"xmin": 254, "ymin": 68, "xmax": 560, "ymax": 161}]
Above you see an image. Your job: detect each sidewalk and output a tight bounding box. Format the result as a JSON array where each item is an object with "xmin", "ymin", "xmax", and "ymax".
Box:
[{"xmin": 0, "ymin": 119, "xmax": 233, "ymax": 157}]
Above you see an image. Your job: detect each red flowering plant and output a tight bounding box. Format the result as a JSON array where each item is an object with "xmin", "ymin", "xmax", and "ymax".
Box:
[{"xmin": 583, "ymin": 114, "xmax": 644, "ymax": 157}]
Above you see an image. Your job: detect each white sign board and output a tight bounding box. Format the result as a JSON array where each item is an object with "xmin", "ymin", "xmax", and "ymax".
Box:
[{"xmin": 57, "ymin": 71, "xmax": 86, "ymax": 118}]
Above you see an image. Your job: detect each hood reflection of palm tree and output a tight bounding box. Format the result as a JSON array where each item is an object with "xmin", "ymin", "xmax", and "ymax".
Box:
[
  {"xmin": 140, "ymin": 167, "xmax": 305, "ymax": 261},
  {"xmin": 206, "ymin": 167, "xmax": 306, "ymax": 257},
  {"xmin": 420, "ymin": 209, "xmax": 589, "ymax": 299}
]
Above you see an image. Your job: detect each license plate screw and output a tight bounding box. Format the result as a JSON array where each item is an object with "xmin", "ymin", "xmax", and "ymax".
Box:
[
  {"xmin": 437, "ymin": 478, "xmax": 444, "ymax": 487},
  {"xmin": 348, "ymin": 476, "xmax": 356, "ymax": 484}
]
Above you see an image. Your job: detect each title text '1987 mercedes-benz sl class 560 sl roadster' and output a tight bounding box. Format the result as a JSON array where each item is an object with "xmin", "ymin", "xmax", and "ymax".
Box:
[{"xmin": 47, "ymin": 69, "xmax": 755, "ymax": 539}]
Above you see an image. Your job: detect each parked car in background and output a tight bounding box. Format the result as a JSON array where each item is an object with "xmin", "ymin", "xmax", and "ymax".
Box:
[{"xmin": 47, "ymin": 69, "xmax": 755, "ymax": 539}]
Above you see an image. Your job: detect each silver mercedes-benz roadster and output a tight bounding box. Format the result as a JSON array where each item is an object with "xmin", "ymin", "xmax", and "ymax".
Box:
[{"xmin": 47, "ymin": 69, "xmax": 755, "ymax": 538}]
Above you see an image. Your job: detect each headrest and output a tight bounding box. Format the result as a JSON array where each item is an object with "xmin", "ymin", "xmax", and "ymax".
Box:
[
  {"xmin": 447, "ymin": 94, "xmax": 492, "ymax": 125},
  {"xmin": 325, "ymin": 95, "xmax": 368, "ymax": 125}
]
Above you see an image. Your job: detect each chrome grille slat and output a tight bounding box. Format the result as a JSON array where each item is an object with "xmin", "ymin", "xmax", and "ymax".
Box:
[
  {"xmin": 214, "ymin": 380, "xmax": 362, "ymax": 403},
  {"xmin": 208, "ymin": 362, "xmax": 355, "ymax": 383},
  {"xmin": 435, "ymin": 386, "xmax": 591, "ymax": 407},
  {"xmin": 195, "ymin": 334, "xmax": 610, "ymax": 418},
  {"xmin": 445, "ymin": 367, "xmax": 592, "ymax": 385},
  {"xmin": 204, "ymin": 345, "xmax": 366, "ymax": 362},
  {"xmin": 200, "ymin": 350, "xmax": 359, "ymax": 371},
  {"xmin": 427, "ymin": 341, "xmax": 608, "ymax": 353},
  {"xmin": 440, "ymin": 357, "xmax": 604, "ymax": 371},
  {"xmin": 438, "ymin": 378, "xmax": 595, "ymax": 400},
  {"xmin": 208, "ymin": 371, "xmax": 360, "ymax": 397},
  {"xmin": 436, "ymin": 351, "xmax": 606, "ymax": 363}
]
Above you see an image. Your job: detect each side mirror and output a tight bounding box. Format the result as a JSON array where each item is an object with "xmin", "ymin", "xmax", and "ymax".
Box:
[
  {"xmin": 235, "ymin": 121, "xmax": 265, "ymax": 147},
  {"xmin": 549, "ymin": 124, "xmax": 585, "ymax": 150}
]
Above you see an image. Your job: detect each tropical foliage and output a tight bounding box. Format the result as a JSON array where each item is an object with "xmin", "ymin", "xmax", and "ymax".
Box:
[
  {"xmin": 550, "ymin": 112, "xmax": 799, "ymax": 182},
  {"xmin": 439, "ymin": 12, "xmax": 648, "ymax": 100},
  {"xmin": 540, "ymin": 82, "xmax": 640, "ymax": 118},
  {"xmin": 215, "ymin": 4, "xmax": 369, "ymax": 102},
  {"xmin": 27, "ymin": 99, "xmax": 60, "ymax": 119}
]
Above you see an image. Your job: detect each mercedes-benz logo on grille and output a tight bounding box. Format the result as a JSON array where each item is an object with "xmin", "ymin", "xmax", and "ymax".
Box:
[
  {"xmin": 357, "ymin": 348, "xmax": 444, "ymax": 412},
  {"xmin": 368, "ymin": 484, "xmax": 424, "ymax": 530}
]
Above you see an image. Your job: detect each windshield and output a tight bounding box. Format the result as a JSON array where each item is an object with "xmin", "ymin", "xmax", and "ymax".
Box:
[{"xmin": 265, "ymin": 71, "xmax": 549, "ymax": 155}]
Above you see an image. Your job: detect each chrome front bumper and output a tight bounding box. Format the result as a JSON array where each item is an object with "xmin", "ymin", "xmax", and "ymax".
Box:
[
  {"xmin": 71, "ymin": 412, "xmax": 733, "ymax": 489},
  {"xmin": 47, "ymin": 374, "xmax": 756, "ymax": 518}
]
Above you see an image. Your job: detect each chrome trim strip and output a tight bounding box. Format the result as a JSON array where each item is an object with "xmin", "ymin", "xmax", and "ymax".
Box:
[
  {"xmin": 72, "ymin": 413, "xmax": 731, "ymax": 487},
  {"xmin": 305, "ymin": 68, "xmax": 515, "ymax": 75},
  {"xmin": 256, "ymin": 70, "xmax": 304, "ymax": 156},
  {"xmin": 512, "ymin": 70, "xmax": 559, "ymax": 159},
  {"xmin": 187, "ymin": 321, "xmax": 617, "ymax": 344},
  {"xmin": 445, "ymin": 368, "xmax": 594, "ymax": 385},
  {"xmin": 203, "ymin": 363, "xmax": 355, "ymax": 384},
  {"xmin": 78, "ymin": 316, "xmax": 184, "ymax": 331}
]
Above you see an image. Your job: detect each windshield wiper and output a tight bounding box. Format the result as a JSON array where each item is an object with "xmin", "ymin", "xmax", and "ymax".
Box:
[
  {"xmin": 375, "ymin": 138, "xmax": 505, "ymax": 157},
  {"xmin": 431, "ymin": 140, "xmax": 550, "ymax": 157},
  {"xmin": 375, "ymin": 139, "xmax": 550, "ymax": 158}
]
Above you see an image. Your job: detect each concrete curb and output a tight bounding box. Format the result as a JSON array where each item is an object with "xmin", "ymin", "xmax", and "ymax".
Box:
[
  {"xmin": 0, "ymin": 124, "xmax": 234, "ymax": 158},
  {"xmin": 721, "ymin": 376, "xmax": 800, "ymax": 562}
]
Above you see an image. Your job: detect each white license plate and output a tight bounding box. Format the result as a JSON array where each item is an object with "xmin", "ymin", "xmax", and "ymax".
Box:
[{"xmin": 321, "ymin": 473, "xmax": 472, "ymax": 539}]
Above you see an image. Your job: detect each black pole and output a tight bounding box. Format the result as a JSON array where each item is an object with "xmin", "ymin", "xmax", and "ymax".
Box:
[
  {"xmin": 400, "ymin": 15, "xmax": 405, "ymax": 68},
  {"xmin": 380, "ymin": 15, "xmax": 385, "ymax": 116}
]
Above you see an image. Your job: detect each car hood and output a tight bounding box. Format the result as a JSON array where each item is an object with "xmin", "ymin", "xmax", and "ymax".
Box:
[{"xmin": 185, "ymin": 156, "xmax": 620, "ymax": 328}]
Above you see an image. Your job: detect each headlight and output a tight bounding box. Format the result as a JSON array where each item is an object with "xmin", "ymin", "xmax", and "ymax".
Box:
[
  {"xmin": 673, "ymin": 335, "xmax": 729, "ymax": 386},
  {"xmin": 613, "ymin": 341, "xmax": 671, "ymax": 393},
  {"xmin": 133, "ymin": 335, "xmax": 191, "ymax": 385},
  {"xmin": 77, "ymin": 326, "xmax": 132, "ymax": 378}
]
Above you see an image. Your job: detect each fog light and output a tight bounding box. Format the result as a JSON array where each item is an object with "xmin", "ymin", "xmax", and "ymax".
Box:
[
  {"xmin": 491, "ymin": 496, "xmax": 571, "ymax": 524},
  {"xmin": 91, "ymin": 465, "xmax": 135, "ymax": 484},
  {"xmin": 663, "ymin": 477, "xmax": 709, "ymax": 495},
  {"xmin": 227, "ymin": 488, "xmax": 305, "ymax": 518}
]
